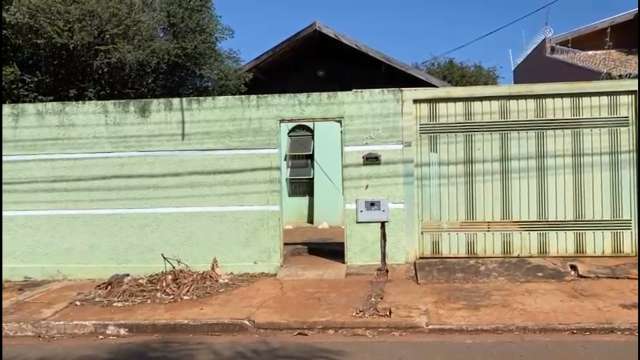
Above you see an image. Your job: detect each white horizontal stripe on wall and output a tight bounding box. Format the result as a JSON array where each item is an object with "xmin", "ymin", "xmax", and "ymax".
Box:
[
  {"xmin": 344, "ymin": 203, "xmax": 405, "ymax": 209},
  {"xmin": 3, "ymin": 205, "xmax": 280, "ymax": 217},
  {"xmin": 3, "ymin": 144, "xmax": 404, "ymax": 162},
  {"xmin": 343, "ymin": 144, "xmax": 404, "ymax": 152},
  {"xmin": 2, "ymin": 148, "xmax": 279, "ymax": 162},
  {"xmin": 3, "ymin": 263, "xmax": 260, "ymax": 267},
  {"xmin": 4, "ymin": 204, "xmax": 405, "ymax": 216}
]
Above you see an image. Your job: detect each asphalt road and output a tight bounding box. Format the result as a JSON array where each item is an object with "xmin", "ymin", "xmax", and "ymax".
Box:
[{"xmin": 3, "ymin": 334, "xmax": 637, "ymax": 360}]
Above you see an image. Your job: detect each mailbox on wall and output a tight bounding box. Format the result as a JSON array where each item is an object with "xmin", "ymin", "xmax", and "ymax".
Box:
[
  {"xmin": 362, "ymin": 152, "xmax": 381, "ymax": 165},
  {"xmin": 355, "ymin": 199, "xmax": 389, "ymax": 223}
]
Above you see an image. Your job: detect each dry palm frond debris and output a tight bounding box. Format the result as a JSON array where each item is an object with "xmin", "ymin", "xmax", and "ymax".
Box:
[{"xmin": 76, "ymin": 255, "xmax": 268, "ymax": 306}]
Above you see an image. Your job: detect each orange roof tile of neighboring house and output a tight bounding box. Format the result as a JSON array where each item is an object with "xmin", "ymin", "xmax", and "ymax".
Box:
[{"xmin": 549, "ymin": 46, "xmax": 638, "ymax": 78}]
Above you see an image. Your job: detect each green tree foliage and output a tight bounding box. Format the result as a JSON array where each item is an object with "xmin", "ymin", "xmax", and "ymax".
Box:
[
  {"xmin": 2, "ymin": 0, "xmax": 250, "ymax": 103},
  {"xmin": 417, "ymin": 57, "xmax": 500, "ymax": 86}
]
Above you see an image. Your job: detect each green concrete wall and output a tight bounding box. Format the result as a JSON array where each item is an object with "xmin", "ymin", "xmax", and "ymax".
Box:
[
  {"xmin": 3, "ymin": 89, "xmax": 414, "ymax": 279},
  {"xmin": 6, "ymin": 81, "xmax": 632, "ymax": 280}
]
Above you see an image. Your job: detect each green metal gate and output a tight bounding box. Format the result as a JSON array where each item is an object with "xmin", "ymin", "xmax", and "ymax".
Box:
[{"xmin": 416, "ymin": 89, "xmax": 637, "ymax": 257}]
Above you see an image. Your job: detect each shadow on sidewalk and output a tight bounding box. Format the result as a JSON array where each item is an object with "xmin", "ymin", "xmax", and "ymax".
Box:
[
  {"xmin": 5, "ymin": 338, "xmax": 346, "ymax": 360},
  {"xmin": 415, "ymin": 258, "xmax": 571, "ymax": 284}
]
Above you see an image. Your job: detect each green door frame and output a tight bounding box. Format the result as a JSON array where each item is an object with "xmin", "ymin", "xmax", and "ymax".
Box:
[{"xmin": 278, "ymin": 118, "xmax": 345, "ymax": 255}]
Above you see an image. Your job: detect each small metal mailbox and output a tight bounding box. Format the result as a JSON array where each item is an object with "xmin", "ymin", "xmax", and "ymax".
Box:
[
  {"xmin": 356, "ymin": 199, "xmax": 389, "ymax": 223},
  {"xmin": 362, "ymin": 152, "xmax": 381, "ymax": 165}
]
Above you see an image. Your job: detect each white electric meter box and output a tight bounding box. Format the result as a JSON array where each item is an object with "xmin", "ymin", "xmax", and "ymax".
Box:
[{"xmin": 355, "ymin": 199, "xmax": 389, "ymax": 223}]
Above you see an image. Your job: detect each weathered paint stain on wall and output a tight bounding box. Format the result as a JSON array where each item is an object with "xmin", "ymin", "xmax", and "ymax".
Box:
[
  {"xmin": 2, "ymin": 90, "xmax": 404, "ymax": 155},
  {"xmin": 3, "ymin": 154, "xmax": 279, "ymax": 210}
]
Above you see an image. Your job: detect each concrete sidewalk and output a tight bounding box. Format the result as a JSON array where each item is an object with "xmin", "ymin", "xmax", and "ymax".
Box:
[{"xmin": 2, "ymin": 259, "xmax": 638, "ymax": 337}]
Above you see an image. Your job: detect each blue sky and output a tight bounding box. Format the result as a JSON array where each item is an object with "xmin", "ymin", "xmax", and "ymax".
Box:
[{"xmin": 217, "ymin": 0, "xmax": 637, "ymax": 84}]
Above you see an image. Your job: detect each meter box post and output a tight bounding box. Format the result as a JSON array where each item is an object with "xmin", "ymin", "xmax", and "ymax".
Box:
[{"xmin": 356, "ymin": 199, "xmax": 389, "ymax": 223}]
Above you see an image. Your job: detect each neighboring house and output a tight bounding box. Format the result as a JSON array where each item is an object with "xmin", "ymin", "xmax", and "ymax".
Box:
[
  {"xmin": 514, "ymin": 8, "xmax": 638, "ymax": 84},
  {"xmin": 242, "ymin": 21, "xmax": 447, "ymax": 95}
]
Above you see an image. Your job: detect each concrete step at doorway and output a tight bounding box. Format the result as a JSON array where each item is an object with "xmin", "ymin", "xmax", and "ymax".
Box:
[{"xmin": 278, "ymin": 244, "xmax": 346, "ymax": 280}]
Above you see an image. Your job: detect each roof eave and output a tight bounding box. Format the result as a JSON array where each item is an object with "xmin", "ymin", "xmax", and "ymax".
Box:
[
  {"xmin": 242, "ymin": 21, "xmax": 449, "ymax": 87},
  {"xmin": 551, "ymin": 8, "xmax": 638, "ymax": 44},
  {"xmin": 312, "ymin": 22, "xmax": 449, "ymax": 87},
  {"xmin": 241, "ymin": 22, "xmax": 321, "ymax": 73}
]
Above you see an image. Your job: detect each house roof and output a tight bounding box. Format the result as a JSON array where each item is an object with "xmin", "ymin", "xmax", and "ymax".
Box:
[
  {"xmin": 549, "ymin": 47, "xmax": 638, "ymax": 77},
  {"xmin": 242, "ymin": 21, "xmax": 449, "ymax": 87},
  {"xmin": 551, "ymin": 8, "xmax": 638, "ymax": 44}
]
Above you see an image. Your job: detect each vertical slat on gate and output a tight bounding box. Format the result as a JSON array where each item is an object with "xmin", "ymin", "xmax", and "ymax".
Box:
[
  {"xmin": 463, "ymin": 101, "xmax": 476, "ymax": 256},
  {"xmin": 443, "ymin": 104, "xmax": 452, "ymax": 256},
  {"xmin": 477, "ymin": 101, "xmax": 486, "ymax": 255},
  {"xmin": 525, "ymin": 99, "xmax": 535, "ymax": 254},
  {"xmin": 593, "ymin": 97, "xmax": 605, "ymax": 255},
  {"xmin": 571, "ymin": 95, "xmax": 586, "ymax": 255},
  {"xmin": 601, "ymin": 98, "xmax": 613, "ymax": 254},
  {"xmin": 548, "ymin": 97, "xmax": 559, "ymax": 254},
  {"xmin": 626, "ymin": 92, "xmax": 638, "ymax": 255},
  {"xmin": 561, "ymin": 97, "xmax": 572, "ymax": 254},
  {"xmin": 584, "ymin": 96, "xmax": 596, "ymax": 254},
  {"xmin": 491, "ymin": 128, "xmax": 501, "ymax": 255},
  {"xmin": 534, "ymin": 97, "xmax": 547, "ymax": 255},
  {"xmin": 609, "ymin": 95, "xmax": 622, "ymax": 254},
  {"xmin": 620, "ymin": 96, "xmax": 632, "ymax": 254}
]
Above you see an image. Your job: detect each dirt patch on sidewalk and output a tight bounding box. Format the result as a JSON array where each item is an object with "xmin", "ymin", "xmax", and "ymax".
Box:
[
  {"xmin": 385, "ymin": 278, "xmax": 638, "ymax": 326},
  {"xmin": 619, "ymin": 302, "xmax": 638, "ymax": 310},
  {"xmin": 253, "ymin": 277, "xmax": 373, "ymax": 325},
  {"xmin": 3, "ymin": 281, "xmax": 97, "ymax": 322},
  {"xmin": 3, "ymin": 280, "xmax": 53, "ymax": 303}
]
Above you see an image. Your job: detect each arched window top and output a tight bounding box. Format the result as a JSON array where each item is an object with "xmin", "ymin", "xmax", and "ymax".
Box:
[
  {"xmin": 287, "ymin": 124, "xmax": 314, "ymax": 156},
  {"xmin": 288, "ymin": 124, "xmax": 313, "ymax": 137}
]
